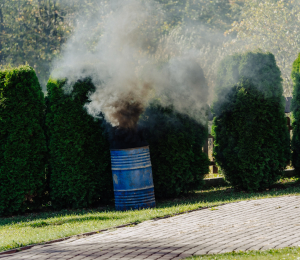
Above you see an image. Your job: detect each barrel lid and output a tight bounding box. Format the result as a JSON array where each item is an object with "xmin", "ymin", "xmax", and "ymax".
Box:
[{"xmin": 110, "ymin": 145, "xmax": 149, "ymax": 151}]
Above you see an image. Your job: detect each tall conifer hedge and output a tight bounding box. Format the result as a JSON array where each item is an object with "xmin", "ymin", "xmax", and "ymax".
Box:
[
  {"xmin": 212, "ymin": 50, "xmax": 290, "ymax": 191},
  {"xmin": 291, "ymin": 53, "xmax": 300, "ymax": 176},
  {"xmin": 141, "ymin": 103, "xmax": 210, "ymax": 198},
  {"xmin": 0, "ymin": 66, "xmax": 47, "ymax": 216},
  {"xmin": 46, "ymin": 78, "xmax": 113, "ymax": 209}
]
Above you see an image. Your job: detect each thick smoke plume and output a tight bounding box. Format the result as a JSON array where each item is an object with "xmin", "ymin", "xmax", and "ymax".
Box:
[{"xmin": 52, "ymin": 0, "xmax": 211, "ymax": 135}]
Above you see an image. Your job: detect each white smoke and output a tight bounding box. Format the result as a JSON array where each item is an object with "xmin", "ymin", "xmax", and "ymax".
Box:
[{"xmin": 52, "ymin": 0, "xmax": 212, "ymax": 127}]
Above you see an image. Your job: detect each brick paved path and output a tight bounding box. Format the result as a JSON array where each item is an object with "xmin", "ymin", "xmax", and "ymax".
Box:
[{"xmin": 1, "ymin": 196, "xmax": 300, "ymax": 260}]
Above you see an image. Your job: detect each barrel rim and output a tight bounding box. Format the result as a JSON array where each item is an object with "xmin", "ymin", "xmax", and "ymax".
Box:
[{"xmin": 110, "ymin": 145, "xmax": 149, "ymax": 151}]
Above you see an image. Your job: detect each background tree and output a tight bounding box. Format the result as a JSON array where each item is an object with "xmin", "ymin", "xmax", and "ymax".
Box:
[
  {"xmin": 213, "ymin": 50, "xmax": 290, "ymax": 191},
  {"xmin": 0, "ymin": 0, "xmax": 244, "ymax": 89},
  {"xmin": 0, "ymin": 0, "xmax": 105, "ymax": 88},
  {"xmin": 291, "ymin": 53, "xmax": 300, "ymax": 176},
  {"xmin": 227, "ymin": 0, "xmax": 300, "ymax": 96},
  {"xmin": 46, "ymin": 78, "xmax": 113, "ymax": 209},
  {"xmin": 0, "ymin": 65, "xmax": 47, "ymax": 216},
  {"xmin": 141, "ymin": 103, "xmax": 210, "ymax": 198},
  {"xmin": 0, "ymin": 0, "xmax": 72, "ymax": 86},
  {"xmin": 156, "ymin": 0, "xmax": 244, "ymax": 33}
]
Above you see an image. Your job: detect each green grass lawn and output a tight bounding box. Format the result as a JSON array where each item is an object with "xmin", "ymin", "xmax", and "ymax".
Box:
[
  {"xmin": 0, "ymin": 177, "xmax": 299, "ymax": 253},
  {"xmin": 186, "ymin": 247, "xmax": 300, "ymax": 259}
]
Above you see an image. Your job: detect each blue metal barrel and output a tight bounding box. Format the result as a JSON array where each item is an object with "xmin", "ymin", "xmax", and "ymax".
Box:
[{"xmin": 110, "ymin": 146, "xmax": 156, "ymax": 211}]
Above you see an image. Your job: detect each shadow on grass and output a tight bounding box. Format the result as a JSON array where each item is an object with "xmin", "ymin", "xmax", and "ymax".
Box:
[
  {"xmin": 156, "ymin": 177, "xmax": 300, "ymax": 209},
  {"xmin": 1, "ymin": 177, "xmax": 300, "ymax": 228},
  {"xmin": 26, "ymin": 214, "xmax": 117, "ymax": 228},
  {"xmin": 0, "ymin": 206, "xmax": 116, "ymax": 227}
]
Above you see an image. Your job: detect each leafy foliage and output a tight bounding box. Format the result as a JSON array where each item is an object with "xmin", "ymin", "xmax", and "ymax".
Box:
[
  {"xmin": 141, "ymin": 103, "xmax": 209, "ymax": 199},
  {"xmin": 0, "ymin": 0, "xmax": 75, "ymax": 86},
  {"xmin": 227, "ymin": 0, "xmax": 300, "ymax": 96},
  {"xmin": 212, "ymin": 50, "xmax": 290, "ymax": 191},
  {"xmin": 291, "ymin": 53, "xmax": 300, "ymax": 176},
  {"xmin": 157, "ymin": 0, "xmax": 243, "ymax": 32},
  {"xmin": 0, "ymin": 0, "xmax": 107, "ymax": 86},
  {"xmin": 0, "ymin": 0, "xmax": 243, "ymax": 87},
  {"xmin": 46, "ymin": 78, "xmax": 113, "ymax": 209},
  {"xmin": 0, "ymin": 65, "xmax": 47, "ymax": 216}
]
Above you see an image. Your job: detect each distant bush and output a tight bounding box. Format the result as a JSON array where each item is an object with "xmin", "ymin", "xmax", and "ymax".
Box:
[
  {"xmin": 46, "ymin": 78, "xmax": 113, "ymax": 209},
  {"xmin": 212, "ymin": 50, "xmax": 290, "ymax": 191},
  {"xmin": 291, "ymin": 53, "xmax": 300, "ymax": 177},
  {"xmin": 141, "ymin": 103, "xmax": 210, "ymax": 199},
  {"xmin": 0, "ymin": 66, "xmax": 47, "ymax": 216}
]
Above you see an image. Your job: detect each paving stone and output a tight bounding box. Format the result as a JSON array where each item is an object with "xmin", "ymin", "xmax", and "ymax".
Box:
[
  {"xmin": 193, "ymin": 249, "xmax": 209, "ymax": 255},
  {"xmin": 67, "ymin": 256, "xmax": 87, "ymax": 260},
  {"xmin": 1, "ymin": 196, "xmax": 300, "ymax": 260},
  {"xmin": 130, "ymin": 255, "xmax": 153, "ymax": 260},
  {"xmin": 89, "ymin": 257, "xmax": 110, "ymax": 260}
]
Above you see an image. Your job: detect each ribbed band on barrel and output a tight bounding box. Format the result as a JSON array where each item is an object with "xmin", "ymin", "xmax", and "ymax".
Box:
[
  {"xmin": 111, "ymin": 150, "xmax": 151, "ymax": 170},
  {"xmin": 114, "ymin": 187, "xmax": 156, "ymax": 210}
]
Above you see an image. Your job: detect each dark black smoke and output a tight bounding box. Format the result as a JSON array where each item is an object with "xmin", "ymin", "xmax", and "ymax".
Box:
[{"xmin": 103, "ymin": 121, "xmax": 148, "ymax": 149}]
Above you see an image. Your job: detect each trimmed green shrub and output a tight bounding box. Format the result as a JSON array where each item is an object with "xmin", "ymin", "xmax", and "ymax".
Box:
[
  {"xmin": 291, "ymin": 53, "xmax": 300, "ymax": 176},
  {"xmin": 212, "ymin": 50, "xmax": 290, "ymax": 191},
  {"xmin": 0, "ymin": 65, "xmax": 47, "ymax": 216},
  {"xmin": 141, "ymin": 103, "xmax": 210, "ymax": 199},
  {"xmin": 46, "ymin": 78, "xmax": 113, "ymax": 209}
]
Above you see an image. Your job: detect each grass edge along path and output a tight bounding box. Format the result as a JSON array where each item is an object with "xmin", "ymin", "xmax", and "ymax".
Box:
[
  {"xmin": 186, "ymin": 247, "xmax": 300, "ymax": 259},
  {"xmin": 0, "ymin": 177, "xmax": 299, "ymax": 254}
]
